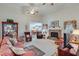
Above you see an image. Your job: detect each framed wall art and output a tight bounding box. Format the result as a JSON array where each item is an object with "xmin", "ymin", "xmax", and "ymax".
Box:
[{"xmin": 50, "ymin": 20, "xmax": 59, "ymax": 28}]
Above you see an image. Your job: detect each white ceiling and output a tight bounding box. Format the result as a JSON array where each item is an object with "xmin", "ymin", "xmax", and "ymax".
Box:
[
  {"xmin": 0, "ymin": 3, "xmax": 79, "ymax": 16},
  {"xmin": 0, "ymin": 3, "xmax": 65, "ymax": 16}
]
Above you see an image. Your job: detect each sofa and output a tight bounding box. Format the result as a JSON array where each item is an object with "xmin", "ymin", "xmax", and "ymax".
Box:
[
  {"xmin": 0, "ymin": 37, "xmax": 36, "ymax": 56},
  {"xmin": 58, "ymin": 47, "xmax": 76, "ymax": 56}
]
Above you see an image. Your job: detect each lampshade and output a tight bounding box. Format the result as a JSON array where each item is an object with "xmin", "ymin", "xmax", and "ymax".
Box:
[{"xmin": 72, "ymin": 29, "xmax": 79, "ymax": 35}]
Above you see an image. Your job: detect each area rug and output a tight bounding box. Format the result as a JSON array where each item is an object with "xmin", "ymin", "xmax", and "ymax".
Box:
[{"xmin": 24, "ymin": 45, "xmax": 45, "ymax": 56}]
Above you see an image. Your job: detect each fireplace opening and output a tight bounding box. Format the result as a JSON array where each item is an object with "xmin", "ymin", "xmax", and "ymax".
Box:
[{"xmin": 51, "ymin": 32, "xmax": 58, "ymax": 38}]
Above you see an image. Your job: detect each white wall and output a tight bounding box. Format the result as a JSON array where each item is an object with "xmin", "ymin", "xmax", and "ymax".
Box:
[
  {"xmin": 0, "ymin": 5, "xmax": 43, "ymax": 37},
  {"xmin": 1, "ymin": 4, "xmax": 79, "ymax": 38},
  {"xmin": 42, "ymin": 4, "xmax": 79, "ymax": 37}
]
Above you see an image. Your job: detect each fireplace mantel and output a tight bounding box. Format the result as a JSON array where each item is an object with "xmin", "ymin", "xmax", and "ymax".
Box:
[
  {"xmin": 49, "ymin": 27, "xmax": 61, "ymax": 30},
  {"xmin": 49, "ymin": 28, "xmax": 62, "ymax": 39}
]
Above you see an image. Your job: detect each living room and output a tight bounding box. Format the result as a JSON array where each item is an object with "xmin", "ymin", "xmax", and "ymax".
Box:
[{"xmin": 0, "ymin": 3, "xmax": 79, "ymax": 56}]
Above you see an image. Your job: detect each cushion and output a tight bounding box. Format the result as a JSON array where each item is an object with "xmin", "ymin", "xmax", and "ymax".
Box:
[
  {"xmin": 9, "ymin": 46, "xmax": 26, "ymax": 55},
  {"xmin": 9, "ymin": 38, "xmax": 17, "ymax": 46},
  {"xmin": 8, "ymin": 46, "xmax": 36, "ymax": 56},
  {"xmin": 70, "ymin": 43, "xmax": 78, "ymax": 53},
  {"xmin": 15, "ymin": 42, "xmax": 24, "ymax": 48},
  {"xmin": 0, "ymin": 44, "xmax": 14, "ymax": 56},
  {"xmin": 70, "ymin": 48, "xmax": 76, "ymax": 55}
]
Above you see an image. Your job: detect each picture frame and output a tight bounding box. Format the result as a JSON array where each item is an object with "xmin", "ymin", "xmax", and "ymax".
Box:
[{"xmin": 50, "ymin": 20, "xmax": 59, "ymax": 28}]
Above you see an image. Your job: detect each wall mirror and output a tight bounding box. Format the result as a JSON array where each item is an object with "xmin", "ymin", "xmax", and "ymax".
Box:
[{"xmin": 64, "ymin": 20, "xmax": 77, "ymax": 33}]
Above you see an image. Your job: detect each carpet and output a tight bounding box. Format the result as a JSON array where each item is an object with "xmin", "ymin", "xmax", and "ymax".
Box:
[{"xmin": 24, "ymin": 45, "xmax": 45, "ymax": 56}]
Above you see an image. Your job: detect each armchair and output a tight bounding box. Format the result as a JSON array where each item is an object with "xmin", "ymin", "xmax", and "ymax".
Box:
[{"xmin": 58, "ymin": 47, "xmax": 76, "ymax": 56}]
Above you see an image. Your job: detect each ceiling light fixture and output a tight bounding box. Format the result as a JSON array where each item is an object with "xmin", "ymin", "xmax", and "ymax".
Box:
[
  {"xmin": 22, "ymin": 3, "xmax": 54, "ymax": 15},
  {"xmin": 42, "ymin": 3, "xmax": 54, "ymax": 6},
  {"xmin": 29, "ymin": 7, "xmax": 39, "ymax": 15},
  {"xmin": 22, "ymin": 6, "xmax": 39, "ymax": 15}
]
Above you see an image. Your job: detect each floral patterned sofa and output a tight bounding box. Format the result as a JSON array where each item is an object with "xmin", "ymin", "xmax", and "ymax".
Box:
[{"xmin": 0, "ymin": 37, "xmax": 36, "ymax": 56}]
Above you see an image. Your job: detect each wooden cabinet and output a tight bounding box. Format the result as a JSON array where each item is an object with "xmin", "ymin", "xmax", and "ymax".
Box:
[{"xmin": 2, "ymin": 22, "xmax": 18, "ymax": 39}]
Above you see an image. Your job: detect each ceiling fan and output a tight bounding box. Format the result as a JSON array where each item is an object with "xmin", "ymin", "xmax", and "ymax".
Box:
[
  {"xmin": 42, "ymin": 3, "xmax": 54, "ymax": 5},
  {"xmin": 22, "ymin": 4, "xmax": 39, "ymax": 15},
  {"xmin": 22, "ymin": 3, "xmax": 54, "ymax": 15},
  {"xmin": 24, "ymin": 7, "xmax": 39, "ymax": 15}
]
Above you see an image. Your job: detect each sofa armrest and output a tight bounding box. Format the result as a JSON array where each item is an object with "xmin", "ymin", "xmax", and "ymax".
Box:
[{"xmin": 58, "ymin": 48, "xmax": 76, "ymax": 56}]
